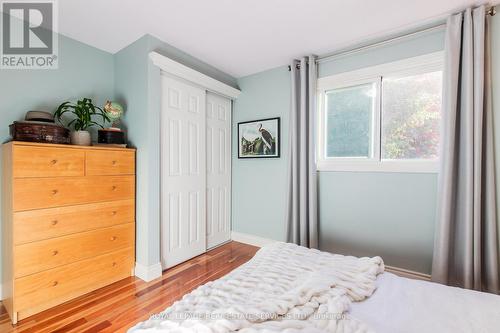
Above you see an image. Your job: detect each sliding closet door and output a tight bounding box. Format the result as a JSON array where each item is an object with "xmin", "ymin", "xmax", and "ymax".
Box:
[
  {"xmin": 206, "ymin": 92, "xmax": 231, "ymax": 248},
  {"xmin": 161, "ymin": 74, "xmax": 207, "ymax": 269}
]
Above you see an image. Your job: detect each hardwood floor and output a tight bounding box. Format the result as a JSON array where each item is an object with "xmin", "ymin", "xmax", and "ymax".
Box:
[{"xmin": 0, "ymin": 241, "xmax": 259, "ymax": 333}]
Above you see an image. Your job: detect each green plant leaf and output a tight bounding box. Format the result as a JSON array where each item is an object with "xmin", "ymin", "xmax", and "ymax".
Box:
[{"xmin": 53, "ymin": 97, "xmax": 109, "ymax": 131}]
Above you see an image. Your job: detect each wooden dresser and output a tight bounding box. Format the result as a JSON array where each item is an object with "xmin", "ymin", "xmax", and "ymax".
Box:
[{"xmin": 1, "ymin": 141, "xmax": 136, "ymax": 324}]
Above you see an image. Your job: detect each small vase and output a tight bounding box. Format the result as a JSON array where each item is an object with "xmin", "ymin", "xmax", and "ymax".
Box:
[{"xmin": 70, "ymin": 130, "xmax": 91, "ymax": 146}]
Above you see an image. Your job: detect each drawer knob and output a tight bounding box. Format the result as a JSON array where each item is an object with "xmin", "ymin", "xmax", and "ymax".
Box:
[
  {"xmin": 112, "ymin": 160, "xmax": 117, "ymax": 166},
  {"xmin": 112, "ymin": 262, "xmax": 117, "ymax": 267},
  {"xmin": 110, "ymin": 236, "xmax": 117, "ymax": 241},
  {"xmin": 111, "ymin": 211, "xmax": 117, "ymax": 216},
  {"xmin": 112, "ymin": 186, "xmax": 117, "ymax": 191},
  {"xmin": 51, "ymin": 220, "xmax": 58, "ymax": 226},
  {"xmin": 52, "ymin": 281, "xmax": 58, "ymax": 287},
  {"xmin": 51, "ymin": 189, "xmax": 58, "ymax": 195},
  {"xmin": 50, "ymin": 159, "xmax": 58, "ymax": 165},
  {"xmin": 52, "ymin": 250, "xmax": 59, "ymax": 256}
]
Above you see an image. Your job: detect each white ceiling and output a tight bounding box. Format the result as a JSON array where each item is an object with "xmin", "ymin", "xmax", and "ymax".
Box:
[{"xmin": 59, "ymin": 0, "xmax": 491, "ymax": 78}]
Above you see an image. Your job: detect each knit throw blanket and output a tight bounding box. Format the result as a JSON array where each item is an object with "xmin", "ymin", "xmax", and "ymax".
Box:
[{"xmin": 129, "ymin": 242, "xmax": 384, "ymax": 333}]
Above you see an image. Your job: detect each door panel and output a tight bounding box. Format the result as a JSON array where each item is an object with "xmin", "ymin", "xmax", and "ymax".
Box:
[
  {"xmin": 161, "ymin": 75, "xmax": 207, "ymax": 269},
  {"xmin": 206, "ymin": 92, "xmax": 231, "ymax": 248}
]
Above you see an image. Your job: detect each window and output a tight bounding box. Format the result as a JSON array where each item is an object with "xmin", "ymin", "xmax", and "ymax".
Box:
[
  {"xmin": 317, "ymin": 52, "xmax": 443, "ymax": 173},
  {"xmin": 325, "ymin": 82, "xmax": 377, "ymax": 158}
]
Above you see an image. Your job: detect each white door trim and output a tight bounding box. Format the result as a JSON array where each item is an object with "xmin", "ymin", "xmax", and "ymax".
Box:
[{"xmin": 150, "ymin": 51, "xmax": 241, "ymax": 100}]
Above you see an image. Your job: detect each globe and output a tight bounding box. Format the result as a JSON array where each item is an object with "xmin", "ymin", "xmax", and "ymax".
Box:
[{"xmin": 104, "ymin": 101, "xmax": 124, "ymax": 127}]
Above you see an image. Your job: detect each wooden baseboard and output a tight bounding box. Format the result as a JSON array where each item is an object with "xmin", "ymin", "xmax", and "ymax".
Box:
[{"xmin": 231, "ymin": 231, "xmax": 431, "ymax": 281}]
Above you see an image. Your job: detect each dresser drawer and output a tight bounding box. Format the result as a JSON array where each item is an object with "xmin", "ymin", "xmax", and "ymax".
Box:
[
  {"xmin": 13, "ymin": 175, "xmax": 135, "ymax": 211},
  {"xmin": 13, "ymin": 199, "xmax": 135, "ymax": 245},
  {"xmin": 14, "ymin": 223, "xmax": 134, "ymax": 278},
  {"xmin": 13, "ymin": 146, "xmax": 85, "ymax": 178},
  {"xmin": 86, "ymin": 150, "xmax": 135, "ymax": 175},
  {"xmin": 15, "ymin": 247, "xmax": 134, "ymax": 319}
]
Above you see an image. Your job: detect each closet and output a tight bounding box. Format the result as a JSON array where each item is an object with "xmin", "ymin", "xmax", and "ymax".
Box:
[{"xmin": 159, "ymin": 71, "xmax": 235, "ymax": 269}]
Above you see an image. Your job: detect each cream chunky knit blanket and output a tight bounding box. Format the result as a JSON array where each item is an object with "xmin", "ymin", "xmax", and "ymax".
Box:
[{"xmin": 129, "ymin": 242, "xmax": 384, "ymax": 333}]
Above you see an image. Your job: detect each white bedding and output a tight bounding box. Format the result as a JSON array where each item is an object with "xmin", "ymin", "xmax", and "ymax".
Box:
[
  {"xmin": 350, "ymin": 272, "xmax": 500, "ymax": 333},
  {"xmin": 129, "ymin": 243, "xmax": 500, "ymax": 333},
  {"xmin": 129, "ymin": 242, "xmax": 384, "ymax": 333}
]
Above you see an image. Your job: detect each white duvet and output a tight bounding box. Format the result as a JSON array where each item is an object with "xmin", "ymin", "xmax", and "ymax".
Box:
[{"xmin": 129, "ymin": 242, "xmax": 384, "ymax": 333}]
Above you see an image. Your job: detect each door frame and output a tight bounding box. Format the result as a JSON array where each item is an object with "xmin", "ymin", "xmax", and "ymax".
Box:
[
  {"xmin": 152, "ymin": 52, "xmax": 240, "ymax": 268},
  {"xmin": 150, "ymin": 52, "xmax": 241, "ymax": 100}
]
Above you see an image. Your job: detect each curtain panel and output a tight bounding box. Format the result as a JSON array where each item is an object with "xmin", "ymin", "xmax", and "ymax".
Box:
[
  {"xmin": 285, "ymin": 56, "xmax": 319, "ymax": 248},
  {"xmin": 432, "ymin": 6, "xmax": 499, "ymax": 293}
]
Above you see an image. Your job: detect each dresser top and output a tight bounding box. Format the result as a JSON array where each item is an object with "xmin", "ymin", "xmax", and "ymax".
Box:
[{"xmin": 4, "ymin": 141, "xmax": 136, "ymax": 151}]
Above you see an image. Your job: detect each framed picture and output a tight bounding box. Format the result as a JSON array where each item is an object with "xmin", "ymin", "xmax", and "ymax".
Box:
[{"xmin": 238, "ymin": 117, "xmax": 280, "ymax": 158}]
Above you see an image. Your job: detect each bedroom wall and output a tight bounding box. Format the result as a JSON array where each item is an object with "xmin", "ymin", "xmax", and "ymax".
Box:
[
  {"xmin": 232, "ymin": 66, "xmax": 290, "ymax": 241},
  {"xmin": 114, "ymin": 34, "xmax": 238, "ymax": 269},
  {"xmin": 0, "ymin": 34, "xmax": 115, "ymax": 290},
  {"xmin": 232, "ymin": 28, "xmax": 444, "ymax": 274}
]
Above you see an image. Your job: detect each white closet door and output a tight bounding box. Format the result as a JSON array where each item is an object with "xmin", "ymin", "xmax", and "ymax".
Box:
[
  {"xmin": 206, "ymin": 92, "xmax": 231, "ymax": 249},
  {"xmin": 161, "ymin": 74, "xmax": 207, "ymax": 269}
]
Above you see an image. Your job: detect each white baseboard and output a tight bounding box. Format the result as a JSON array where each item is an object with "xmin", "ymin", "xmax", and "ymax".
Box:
[
  {"xmin": 231, "ymin": 231, "xmax": 279, "ymax": 247},
  {"xmin": 134, "ymin": 262, "xmax": 163, "ymax": 282},
  {"xmin": 385, "ymin": 265, "xmax": 431, "ymax": 281},
  {"xmin": 231, "ymin": 231, "xmax": 430, "ymax": 281}
]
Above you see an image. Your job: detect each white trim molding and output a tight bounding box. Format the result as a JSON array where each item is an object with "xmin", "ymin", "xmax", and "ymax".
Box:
[
  {"xmin": 232, "ymin": 231, "xmax": 431, "ymax": 281},
  {"xmin": 134, "ymin": 262, "xmax": 163, "ymax": 282},
  {"xmin": 149, "ymin": 51, "xmax": 241, "ymax": 100},
  {"xmin": 385, "ymin": 265, "xmax": 431, "ymax": 281},
  {"xmin": 231, "ymin": 231, "xmax": 279, "ymax": 247}
]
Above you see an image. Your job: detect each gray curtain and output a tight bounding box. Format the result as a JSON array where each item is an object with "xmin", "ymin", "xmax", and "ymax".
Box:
[
  {"xmin": 432, "ymin": 6, "xmax": 500, "ymax": 293},
  {"xmin": 285, "ymin": 56, "xmax": 318, "ymax": 248}
]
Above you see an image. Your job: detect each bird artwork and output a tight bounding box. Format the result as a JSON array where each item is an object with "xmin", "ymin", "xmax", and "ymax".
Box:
[
  {"xmin": 238, "ymin": 118, "xmax": 280, "ymax": 158},
  {"xmin": 258, "ymin": 123, "xmax": 274, "ymax": 154}
]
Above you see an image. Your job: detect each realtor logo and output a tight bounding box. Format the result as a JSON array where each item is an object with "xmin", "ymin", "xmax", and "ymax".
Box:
[{"xmin": 1, "ymin": 0, "xmax": 58, "ymax": 69}]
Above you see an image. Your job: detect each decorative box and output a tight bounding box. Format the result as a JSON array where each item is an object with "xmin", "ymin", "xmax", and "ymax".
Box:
[
  {"xmin": 98, "ymin": 128, "xmax": 125, "ymax": 145},
  {"xmin": 9, "ymin": 121, "xmax": 70, "ymax": 144}
]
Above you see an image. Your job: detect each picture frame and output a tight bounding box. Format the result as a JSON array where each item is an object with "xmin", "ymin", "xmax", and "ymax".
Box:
[{"xmin": 238, "ymin": 117, "xmax": 280, "ymax": 158}]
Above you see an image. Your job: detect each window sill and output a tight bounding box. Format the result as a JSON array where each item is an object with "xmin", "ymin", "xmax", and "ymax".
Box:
[{"xmin": 316, "ymin": 160, "xmax": 439, "ymax": 174}]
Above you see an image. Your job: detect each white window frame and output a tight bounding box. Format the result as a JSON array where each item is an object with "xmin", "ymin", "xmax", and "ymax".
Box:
[{"xmin": 316, "ymin": 51, "xmax": 444, "ymax": 173}]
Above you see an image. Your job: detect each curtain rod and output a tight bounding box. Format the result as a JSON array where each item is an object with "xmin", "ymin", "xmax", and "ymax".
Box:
[{"xmin": 288, "ymin": 5, "xmax": 496, "ymax": 71}]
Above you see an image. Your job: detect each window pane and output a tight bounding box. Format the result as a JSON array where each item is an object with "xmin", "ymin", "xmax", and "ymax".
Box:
[
  {"xmin": 381, "ymin": 71, "xmax": 442, "ymax": 160},
  {"xmin": 325, "ymin": 83, "xmax": 376, "ymax": 158}
]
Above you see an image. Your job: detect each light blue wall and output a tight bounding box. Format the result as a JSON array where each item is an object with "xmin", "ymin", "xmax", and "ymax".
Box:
[
  {"xmin": 0, "ymin": 33, "xmax": 114, "ymax": 280},
  {"xmin": 319, "ymin": 28, "xmax": 445, "ymax": 77},
  {"xmin": 232, "ymin": 66, "xmax": 290, "ymax": 241},
  {"xmin": 232, "ymin": 28, "xmax": 445, "ymax": 274},
  {"xmin": 114, "ymin": 36, "xmax": 152, "ymax": 267},
  {"xmin": 317, "ymin": 28, "xmax": 444, "ymax": 274},
  {"xmin": 114, "ymin": 35, "xmax": 238, "ymax": 267},
  {"xmin": 318, "ymin": 172, "xmax": 437, "ymax": 273}
]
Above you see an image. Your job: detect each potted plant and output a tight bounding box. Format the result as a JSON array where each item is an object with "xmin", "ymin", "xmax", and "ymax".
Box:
[{"xmin": 54, "ymin": 98, "xmax": 110, "ymax": 146}]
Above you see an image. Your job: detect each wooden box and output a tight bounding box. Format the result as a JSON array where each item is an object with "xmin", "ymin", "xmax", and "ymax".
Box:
[{"xmin": 9, "ymin": 121, "xmax": 70, "ymax": 144}]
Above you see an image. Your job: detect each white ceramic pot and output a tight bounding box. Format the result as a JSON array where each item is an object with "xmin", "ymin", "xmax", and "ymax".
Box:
[{"xmin": 70, "ymin": 130, "xmax": 91, "ymax": 146}]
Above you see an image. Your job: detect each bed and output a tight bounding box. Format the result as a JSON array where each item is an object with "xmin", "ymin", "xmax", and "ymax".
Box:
[
  {"xmin": 350, "ymin": 272, "xmax": 500, "ymax": 333},
  {"xmin": 129, "ymin": 243, "xmax": 500, "ymax": 333}
]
